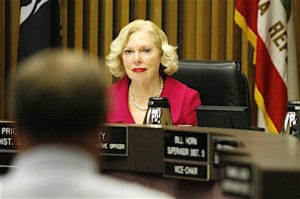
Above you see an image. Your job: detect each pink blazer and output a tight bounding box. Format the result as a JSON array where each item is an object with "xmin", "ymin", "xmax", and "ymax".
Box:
[{"xmin": 106, "ymin": 75, "xmax": 201, "ymax": 126}]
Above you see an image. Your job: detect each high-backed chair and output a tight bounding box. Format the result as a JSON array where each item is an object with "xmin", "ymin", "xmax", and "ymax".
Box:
[{"xmin": 172, "ymin": 60, "xmax": 252, "ymax": 128}]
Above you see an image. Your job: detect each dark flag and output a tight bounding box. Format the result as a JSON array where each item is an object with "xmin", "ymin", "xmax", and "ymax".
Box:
[{"xmin": 18, "ymin": 0, "xmax": 62, "ymax": 62}]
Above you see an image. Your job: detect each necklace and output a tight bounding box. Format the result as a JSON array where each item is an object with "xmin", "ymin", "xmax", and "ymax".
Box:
[{"xmin": 129, "ymin": 76, "xmax": 164, "ymax": 111}]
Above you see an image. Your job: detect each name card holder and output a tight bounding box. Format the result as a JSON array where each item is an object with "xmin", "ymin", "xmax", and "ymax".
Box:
[
  {"xmin": 220, "ymin": 161, "xmax": 255, "ymax": 199},
  {"xmin": 0, "ymin": 121, "xmax": 19, "ymax": 153},
  {"xmin": 164, "ymin": 130, "xmax": 210, "ymax": 181},
  {"xmin": 97, "ymin": 125, "xmax": 128, "ymax": 157},
  {"xmin": 164, "ymin": 160, "xmax": 209, "ymax": 181}
]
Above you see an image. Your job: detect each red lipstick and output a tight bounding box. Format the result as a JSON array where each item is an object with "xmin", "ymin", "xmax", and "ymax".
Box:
[{"xmin": 132, "ymin": 68, "xmax": 147, "ymax": 73}]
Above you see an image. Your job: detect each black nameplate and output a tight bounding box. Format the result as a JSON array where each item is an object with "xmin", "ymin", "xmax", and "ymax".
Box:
[
  {"xmin": 97, "ymin": 126, "xmax": 128, "ymax": 156},
  {"xmin": 0, "ymin": 121, "xmax": 19, "ymax": 152},
  {"xmin": 164, "ymin": 130, "xmax": 208, "ymax": 162},
  {"xmin": 164, "ymin": 161, "xmax": 208, "ymax": 181},
  {"xmin": 221, "ymin": 161, "xmax": 254, "ymax": 198}
]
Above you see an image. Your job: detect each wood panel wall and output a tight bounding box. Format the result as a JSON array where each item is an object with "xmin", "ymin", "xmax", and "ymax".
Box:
[
  {"xmin": 0, "ymin": 0, "xmax": 5, "ymax": 120},
  {"xmin": 1, "ymin": 0, "xmax": 300, "ymax": 123}
]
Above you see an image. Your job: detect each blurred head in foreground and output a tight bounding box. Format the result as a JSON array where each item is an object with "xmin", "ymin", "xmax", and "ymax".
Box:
[{"xmin": 10, "ymin": 49, "xmax": 106, "ymax": 152}]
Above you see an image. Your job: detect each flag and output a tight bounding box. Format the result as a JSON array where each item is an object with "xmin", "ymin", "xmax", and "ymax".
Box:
[
  {"xmin": 234, "ymin": 0, "xmax": 258, "ymax": 51},
  {"xmin": 18, "ymin": 0, "xmax": 62, "ymax": 62},
  {"xmin": 235, "ymin": 0, "xmax": 299, "ymax": 134}
]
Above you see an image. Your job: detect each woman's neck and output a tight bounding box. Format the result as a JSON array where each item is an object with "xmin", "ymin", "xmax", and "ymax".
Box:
[
  {"xmin": 128, "ymin": 76, "xmax": 163, "ymax": 124},
  {"xmin": 130, "ymin": 76, "xmax": 162, "ymax": 104}
]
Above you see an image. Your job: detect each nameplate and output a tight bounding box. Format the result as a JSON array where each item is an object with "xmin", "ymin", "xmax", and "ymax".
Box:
[
  {"xmin": 221, "ymin": 161, "xmax": 254, "ymax": 198},
  {"xmin": 97, "ymin": 126, "xmax": 128, "ymax": 156},
  {"xmin": 0, "ymin": 121, "xmax": 19, "ymax": 152},
  {"xmin": 164, "ymin": 130, "xmax": 208, "ymax": 162},
  {"xmin": 164, "ymin": 161, "xmax": 209, "ymax": 181}
]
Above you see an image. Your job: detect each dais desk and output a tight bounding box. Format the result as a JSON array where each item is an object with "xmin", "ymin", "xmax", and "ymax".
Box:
[{"xmin": 0, "ymin": 121, "xmax": 299, "ymax": 199}]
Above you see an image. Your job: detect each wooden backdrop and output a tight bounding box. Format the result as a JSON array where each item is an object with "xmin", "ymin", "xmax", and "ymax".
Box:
[{"xmin": 1, "ymin": 0, "xmax": 300, "ymax": 124}]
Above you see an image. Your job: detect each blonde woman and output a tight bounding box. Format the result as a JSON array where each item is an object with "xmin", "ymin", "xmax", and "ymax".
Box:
[{"xmin": 106, "ymin": 19, "xmax": 201, "ymax": 125}]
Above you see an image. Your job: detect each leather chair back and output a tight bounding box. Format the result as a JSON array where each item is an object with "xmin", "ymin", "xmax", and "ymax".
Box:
[{"xmin": 172, "ymin": 60, "xmax": 252, "ymax": 126}]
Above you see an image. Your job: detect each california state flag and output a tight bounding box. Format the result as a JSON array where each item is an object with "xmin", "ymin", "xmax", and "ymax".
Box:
[{"xmin": 235, "ymin": 0, "xmax": 299, "ymax": 134}]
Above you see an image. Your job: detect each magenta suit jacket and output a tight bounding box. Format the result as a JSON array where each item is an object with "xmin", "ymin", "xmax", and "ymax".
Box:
[{"xmin": 106, "ymin": 75, "xmax": 201, "ymax": 126}]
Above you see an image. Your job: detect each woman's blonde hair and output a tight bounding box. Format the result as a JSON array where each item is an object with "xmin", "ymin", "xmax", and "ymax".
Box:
[{"xmin": 106, "ymin": 19, "xmax": 178, "ymax": 78}]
